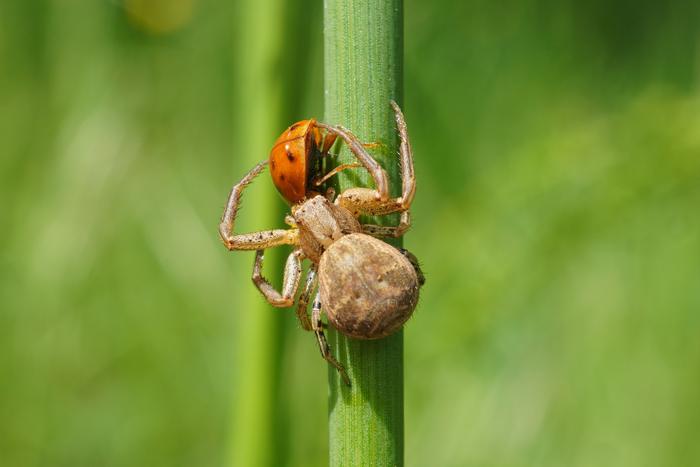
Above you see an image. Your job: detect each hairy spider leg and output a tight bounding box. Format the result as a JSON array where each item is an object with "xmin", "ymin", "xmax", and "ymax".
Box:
[
  {"xmin": 251, "ymin": 249, "xmax": 303, "ymax": 308},
  {"xmin": 294, "ymin": 266, "xmax": 317, "ymax": 331},
  {"xmin": 219, "ymin": 160, "xmax": 299, "ymax": 250},
  {"xmin": 392, "ymin": 100, "xmax": 416, "ymax": 205},
  {"xmin": 334, "ymin": 101, "xmax": 416, "ymax": 224},
  {"xmin": 397, "ymin": 247, "xmax": 426, "ymax": 286},
  {"xmin": 311, "ymin": 162, "xmax": 363, "ymax": 187},
  {"xmin": 312, "ymin": 291, "xmax": 350, "ymax": 386},
  {"xmin": 361, "ymin": 211, "xmax": 412, "ymax": 238},
  {"xmin": 315, "ymin": 123, "xmax": 390, "ymax": 201}
]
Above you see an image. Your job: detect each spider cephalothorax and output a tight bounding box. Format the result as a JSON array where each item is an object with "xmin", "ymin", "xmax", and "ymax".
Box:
[{"xmin": 219, "ymin": 101, "xmax": 422, "ymax": 384}]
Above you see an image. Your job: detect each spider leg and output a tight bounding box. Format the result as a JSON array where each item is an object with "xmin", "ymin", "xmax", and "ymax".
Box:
[
  {"xmin": 317, "ymin": 101, "xmax": 414, "ymax": 205},
  {"xmin": 397, "ymin": 247, "xmax": 425, "ymax": 286},
  {"xmin": 319, "ymin": 129, "xmax": 380, "ymax": 154},
  {"xmin": 311, "ymin": 291, "xmax": 350, "ymax": 386},
  {"xmin": 223, "ymin": 229, "xmax": 299, "ymax": 251},
  {"xmin": 219, "ymin": 160, "xmax": 299, "ymax": 250},
  {"xmin": 391, "ymin": 100, "xmax": 416, "ymax": 207},
  {"xmin": 361, "ymin": 211, "xmax": 411, "ymax": 238},
  {"xmin": 335, "ymin": 187, "xmax": 391, "ymax": 215},
  {"xmin": 333, "ymin": 101, "xmax": 416, "ymax": 221},
  {"xmin": 316, "ymin": 122, "xmax": 390, "ymax": 201},
  {"xmin": 295, "ymin": 266, "xmax": 317, "ymax": 331},
  {"xmin": 252, "ymin": 249, "xmax": 303, "ymax": 308},
  {"xmin": 311, "ymin": 162, "xmax": 362, "ymax": 187}
]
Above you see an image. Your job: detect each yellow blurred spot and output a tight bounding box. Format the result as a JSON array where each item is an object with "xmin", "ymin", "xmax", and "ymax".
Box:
[{"xmin": 125, "ymin": 0, "xmax": 196, "ymax": 35}]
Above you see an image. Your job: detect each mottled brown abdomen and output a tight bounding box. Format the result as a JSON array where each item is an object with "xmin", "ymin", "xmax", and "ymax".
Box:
[{"xmin": 318, "ymin": 233, "xmax": 420, "ymax": 339}]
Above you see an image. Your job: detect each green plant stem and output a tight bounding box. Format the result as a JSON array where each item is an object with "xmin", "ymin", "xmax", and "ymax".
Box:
[{"xmin": 324, "ymin": 1, "xmax": 404, "ymax": 466}]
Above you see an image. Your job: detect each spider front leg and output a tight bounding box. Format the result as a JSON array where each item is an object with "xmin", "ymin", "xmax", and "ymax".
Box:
[
  {"xmin": 252, "ymin": 249, "xmax": 303, "ymax": 308},
  {"xmin": 219, "ymin": 160, "xmax": 299, "ymax": 250},
  {"xmin": 334, "ymin": 101, "xmax": 416, "ymax": 220},
  {"xmin": 315, "ymin": 123, "xmax": 390, "ymax": 201},
  {"xmin": 312, "ymin": 133, "xmax": 383, "ymax": 188},
  {"xmin": 312, "ymin": 290, "xmax": 350, "ymax": 386},
  {"xmin": 311, "ymin": 162, "xmax": 362, "ymax": 187}
]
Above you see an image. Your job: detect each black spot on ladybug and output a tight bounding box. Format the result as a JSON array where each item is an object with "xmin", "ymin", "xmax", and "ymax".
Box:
[
  {"xmin": 286, "ymin": 150, "xmax": 295, "ymax": 162},
  {"xmin": 280, "ymin": 174, "xmax": 286, "ymax": 181}
]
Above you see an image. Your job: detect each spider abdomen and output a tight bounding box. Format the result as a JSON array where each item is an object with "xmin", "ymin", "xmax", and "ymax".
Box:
[{"xmin": 318, "ymin": 233, "xmax": 420, "ymax": 340}]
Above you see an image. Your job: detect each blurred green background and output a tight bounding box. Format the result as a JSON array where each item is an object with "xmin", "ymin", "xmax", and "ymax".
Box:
[{"xmin": 2, "ymin": 1, "xmax": 700, "ymax": 466}]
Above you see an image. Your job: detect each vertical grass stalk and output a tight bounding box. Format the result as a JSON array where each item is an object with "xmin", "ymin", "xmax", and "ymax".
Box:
[{"xmin": 324, "ymin": 0, "xmax": 404, "ymax": 466}]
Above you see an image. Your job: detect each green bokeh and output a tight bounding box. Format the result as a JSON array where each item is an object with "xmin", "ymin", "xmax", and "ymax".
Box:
[{"xmin": 2, "ymin": 1, "xmax": 699, "ymax": 466}]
